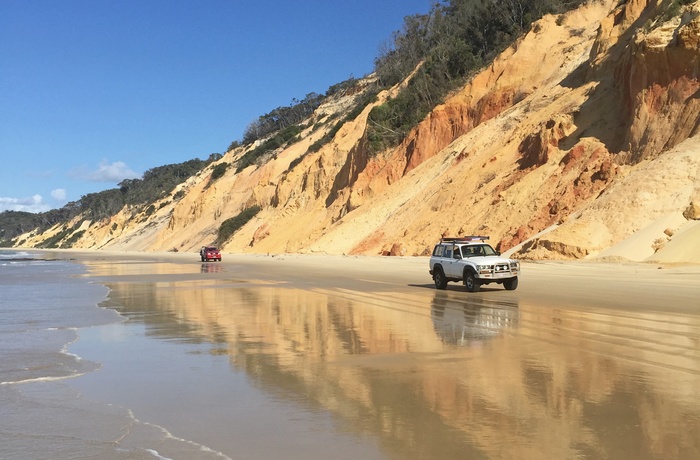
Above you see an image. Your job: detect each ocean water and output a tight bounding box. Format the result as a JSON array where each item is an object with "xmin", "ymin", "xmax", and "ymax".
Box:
[
  {"xmin": 0, "ymin": 251, "xmax": 113, "ymax": 385},
  {"xmin": 0, "ymin": 251, "xmax": 230, "ymax": 460}
]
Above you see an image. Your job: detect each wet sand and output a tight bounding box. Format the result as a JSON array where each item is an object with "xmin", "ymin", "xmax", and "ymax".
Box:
[{"xmin": 14, "ymin": 250, "xmax": 700, "ymax": 459}]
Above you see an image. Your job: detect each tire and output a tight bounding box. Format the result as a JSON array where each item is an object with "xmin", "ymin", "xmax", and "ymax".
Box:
[
  {"xmin": 433, "ymin": 267, "xmax": 448, "ymax": 290},
  {"xmin": 504, "ymin": 277, "xmax": 518, "ymax": 290},
  {"xmin": 464, "ymin": 271, "xmax": 480, "ymax": 292}
]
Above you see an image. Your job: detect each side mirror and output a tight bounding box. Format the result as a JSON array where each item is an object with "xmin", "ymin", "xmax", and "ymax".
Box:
[{"xmin": 454, "ymin": 254, "xmax": 461, "ymax": 260}]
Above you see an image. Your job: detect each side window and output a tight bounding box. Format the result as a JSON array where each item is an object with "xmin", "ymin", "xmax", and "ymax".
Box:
[
  {"xmin": 454, "ymin": 246, "xmax": 461, "ymax": 258},
  {"xmin": 433, "ymin": 245, "xmax": 444, "ymax": 257},
  {"xmin": 444, "ymin": 246, "xmax": 453, "ymax": 258}
]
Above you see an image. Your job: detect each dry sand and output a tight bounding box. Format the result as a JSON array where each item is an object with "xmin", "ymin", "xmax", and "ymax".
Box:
[{"xmin": 44, "ymin": 248, "xmax": 700, "ymax": 310}]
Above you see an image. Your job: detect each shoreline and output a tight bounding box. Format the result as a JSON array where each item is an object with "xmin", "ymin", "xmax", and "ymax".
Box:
[
  {"xmin": 17, "ymin": 245, "xmax": 700, "ymax": 264},
  {"xmin": 2, "ymin": 247, "xmax": 699, "ymax": 459}
]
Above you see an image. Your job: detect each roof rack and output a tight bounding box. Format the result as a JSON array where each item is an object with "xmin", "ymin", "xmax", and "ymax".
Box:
[{"xmin": 441, "ymin": 235, "xmax": 489, "ymax": 243}]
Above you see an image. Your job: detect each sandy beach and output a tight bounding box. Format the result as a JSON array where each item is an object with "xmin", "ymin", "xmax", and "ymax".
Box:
[{"xmin": 2, "ymin": 249, "xmax": 700, "ymax": 459}]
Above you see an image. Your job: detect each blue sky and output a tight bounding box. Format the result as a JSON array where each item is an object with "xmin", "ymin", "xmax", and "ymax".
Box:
[{"xmin": 0, "ymin": 0, "xmax": 431, "ymax": 213}]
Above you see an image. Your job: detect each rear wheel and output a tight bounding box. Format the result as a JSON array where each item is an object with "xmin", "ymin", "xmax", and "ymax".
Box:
[
  {"xmin": 433, "ymin": 268, "xmax": 448, "ymax": 290},
  {"xmin": 503, "ymin": 277, "xmax": 518, "ymax": 290},
  {"xmin": 464, "ymin": 271, "xmax": 480, "ymax": 292}
]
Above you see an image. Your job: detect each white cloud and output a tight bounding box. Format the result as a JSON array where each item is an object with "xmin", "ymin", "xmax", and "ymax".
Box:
[
  {"xmin": 0, "ymin": 194, "xmax": 50, "ymax": 213},
  {"xmin": 71, "ymin": 160, "xmax": 140, "ymax": 183},
  {"xmin": 88, "ymin": 160, "xmax": 140, "ymax": 182},
  {"xmin": 51, "ymin": 188, "xmax": 67, "ymax": 200}
]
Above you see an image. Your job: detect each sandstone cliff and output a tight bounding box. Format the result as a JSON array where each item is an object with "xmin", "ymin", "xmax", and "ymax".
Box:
[{"xmin": 21, "ymin": 0, "xmax": 700, "ymax": 263}]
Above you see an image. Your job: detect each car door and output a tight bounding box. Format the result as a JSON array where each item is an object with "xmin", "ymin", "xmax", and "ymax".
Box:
[{"xmin": 444, "ymin": 245, "xmax": 462, "ymax": 278}]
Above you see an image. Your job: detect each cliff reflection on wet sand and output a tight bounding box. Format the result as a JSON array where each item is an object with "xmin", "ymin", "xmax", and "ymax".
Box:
[{"xmin": 90, "ymin": 260, "xmax": 700, "ymax": 460}]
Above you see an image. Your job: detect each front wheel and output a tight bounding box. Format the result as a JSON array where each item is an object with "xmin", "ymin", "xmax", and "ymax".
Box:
[
  {"xmin": 464, "ymin": 271, "xmax": 480, "ymax": 292},
  {"xmin": 433, "ymin": 268, "xmax": 448, "ymax": 290},
  {"xmin": 503, "ymin": 277, "xmax": 518, "ymax": 290}
]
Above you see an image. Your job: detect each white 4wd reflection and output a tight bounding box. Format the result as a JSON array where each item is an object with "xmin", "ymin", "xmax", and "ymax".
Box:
[{"xmin": 431, "ymin": 294, "xmax": 519, "ymax": 345}]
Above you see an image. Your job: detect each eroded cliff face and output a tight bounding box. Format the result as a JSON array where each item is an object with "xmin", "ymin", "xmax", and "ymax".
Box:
[
  {"xmin": 24, "ymin": 0, "xmax": 700, "ymax": 262},
  {"xmin": 624, "ymin": 16, "xmax": 700, "ymax": 162}
]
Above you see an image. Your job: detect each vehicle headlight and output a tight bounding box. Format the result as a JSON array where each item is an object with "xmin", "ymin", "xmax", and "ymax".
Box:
[{"xmin": 478, "ymin": 265, "xmax": 493, "ymax": 273}]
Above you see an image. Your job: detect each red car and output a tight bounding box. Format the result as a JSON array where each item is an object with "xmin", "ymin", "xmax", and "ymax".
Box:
[{"xmin": 200, "ymin": 246, "xmax": 221, "ymax": 262}]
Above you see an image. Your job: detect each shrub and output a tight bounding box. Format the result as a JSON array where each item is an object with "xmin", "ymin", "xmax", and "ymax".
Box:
[
  {"xmin": 286, "ymin": 155, "xmax": 305, "ymax": 173},
  {"xmin": 326, "ymin": 76, "xmax": 358, "ymax": 97},
  {"xmin": 242, "ymin": 94, "xmax": 324, "ymax": 145},
  {"xmin": 38, "ymin": 227, "xmax": 73, "ymax": 248},
  {"xmin": 662, "ymin": 0, "xmax": 694, "ymax": 22},
  {"xmin": 236, "ymin": 124, "xmax": 304, "ymax": 172},
  {"xmin": 308, "ymin": 88, "xmax": 379, "ymax": 154},
  {"xmin": 63, "ymin": 230, "xmax": 85, "ymax": 248},
  {"xmin": 217, "ymin": 206, "xmax": 262, "ymax": 245},
  {"xmin": 210, "ymin": 162, "xmax": 230, "ymax": 182}
]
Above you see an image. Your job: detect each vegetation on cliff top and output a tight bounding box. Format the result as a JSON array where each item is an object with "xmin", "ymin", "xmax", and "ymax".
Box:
[
  {"xmin": 0, "ymin": 156, "xmax": 219, "ymax": 247},
  {"xmin": 231, "ymin": 77, "xmax": 370, "ymax": 172},
  {"xmin": 229, "ymin": 0, "xmax": 594, "ymax": 165},
  {"xmin": 367, "ymin": 0, "xmax": 588, "ymax": 154}
]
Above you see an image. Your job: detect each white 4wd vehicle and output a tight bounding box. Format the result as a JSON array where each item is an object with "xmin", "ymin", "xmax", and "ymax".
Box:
[{"xmin": 429, "ymin": 236, "xmax": 520, "ymax": 292}]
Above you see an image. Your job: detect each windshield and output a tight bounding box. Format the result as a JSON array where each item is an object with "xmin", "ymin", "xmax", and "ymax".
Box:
[{"xmin": 459, "ymin": 244, "xmax": 497, "ymax": 257}]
